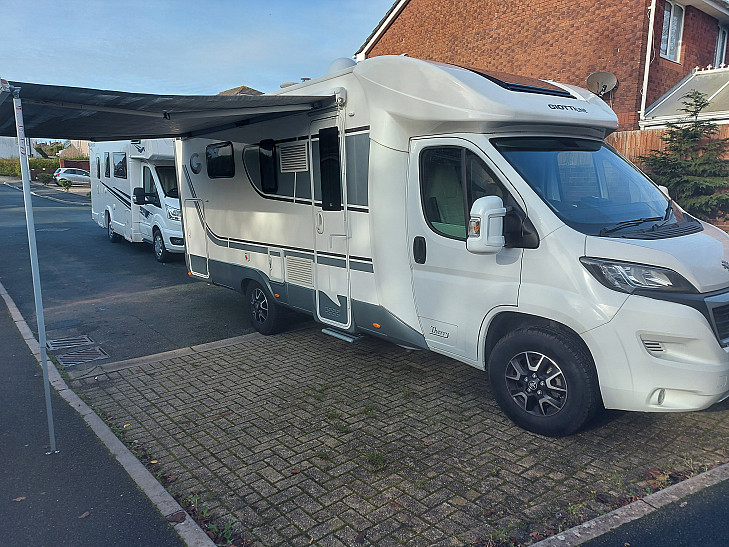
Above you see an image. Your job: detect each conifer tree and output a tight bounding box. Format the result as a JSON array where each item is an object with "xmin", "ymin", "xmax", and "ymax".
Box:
[{"xmin": 641, "ymin": 90, "xmax": 729, "ymax": 220}]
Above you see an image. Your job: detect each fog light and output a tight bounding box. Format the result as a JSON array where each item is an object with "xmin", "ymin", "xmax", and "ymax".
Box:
[{"xmin": 657, "ymin": 389, "xmax": 666, "ymax": 405}]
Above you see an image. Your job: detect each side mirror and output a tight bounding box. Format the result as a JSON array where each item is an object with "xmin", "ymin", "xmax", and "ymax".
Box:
[
  {"xmin": 467, "ymin": 196, "xmax": 506, "ymax": 254},
  {"xmin": 132, "ymin": 187, "xmax": 146, "ymax": 205},
  {"xmin": 658, "ymin": 185, "xmax": 670, "ymax": 198}
]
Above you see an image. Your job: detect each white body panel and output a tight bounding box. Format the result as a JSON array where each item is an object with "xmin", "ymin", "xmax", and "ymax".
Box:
[
  {"xmin": 175, "ymin": 56, "xmax": 729, "ymax": 416},
  {"xmin": 90, "ymin": 139, "xmax": 183, "ymax": 256}
]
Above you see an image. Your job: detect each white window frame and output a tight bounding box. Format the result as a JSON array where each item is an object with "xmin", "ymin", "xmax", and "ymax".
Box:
[
  {"xmin": 661, "ymin": 1, "xmax": 685, "ymax": 62},
  {"xmin": 715, "ymin": 25, "xmax": 729, "ymax": 67}
]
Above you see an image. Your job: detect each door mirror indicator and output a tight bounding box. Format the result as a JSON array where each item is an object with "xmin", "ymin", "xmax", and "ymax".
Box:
[
  {"xmin": 132, "ymin": 187, "xmax": 146, "ymax": 205},
  {"xmin": 467, "ymin": 196, "xmax": 506, "ymax": 254}
]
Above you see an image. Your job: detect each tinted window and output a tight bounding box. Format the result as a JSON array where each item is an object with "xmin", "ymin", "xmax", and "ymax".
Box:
[
  {"xmin": 206, "ymin": 142, "xmax": 235, "ymax": 178},
  {"xmin": 104, "ymin": 152, "xmax": 110, "ymax": 178},
  {"xmin": 319, "ymin": 127, "xmax": 341, "ymax": 211},
  {"xmin": 143, "ymin": 166, "xmax": 160, "ymax": 206},
  {"xmin": 259, "ymin": 140, "xmax": 277, "ymax": 193},
  {"xmin": 113, "ymin": 152, "xmax": 127, "ymax": 179},
  {"xmin": 96, "ymin": 157, "xmax": 100, "ymax": 178}
]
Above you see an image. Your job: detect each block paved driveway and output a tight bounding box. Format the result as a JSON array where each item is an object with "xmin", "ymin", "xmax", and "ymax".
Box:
[{"xmin": 70, "ymin": 327, "xmax": 729, "ymax": 546}]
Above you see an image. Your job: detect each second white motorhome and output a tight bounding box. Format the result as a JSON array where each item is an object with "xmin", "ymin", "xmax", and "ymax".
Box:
[
  {"xmin": 176, "ymin": 56, "xmax": 729, "ymax": 436},
  {"xmin": 90, "ymin": 139, "xmax": 183, "ymax": 262}
]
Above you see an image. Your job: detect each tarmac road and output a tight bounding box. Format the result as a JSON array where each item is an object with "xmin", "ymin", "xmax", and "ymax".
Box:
[{"xmin": 0, "ymin": 181, "xmax": 256, "ymax": 367}]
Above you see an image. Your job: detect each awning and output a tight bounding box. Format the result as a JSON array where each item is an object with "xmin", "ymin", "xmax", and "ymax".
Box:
[
  {"xmin": 0, "ymin": 80, "xmax": 335, "ymax": 141},
  {"xmin": 643, "ymin": 66, "xmax": 729, "ymax": 128}
]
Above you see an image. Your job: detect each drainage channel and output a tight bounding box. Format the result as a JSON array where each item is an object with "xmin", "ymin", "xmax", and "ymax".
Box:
[{"xmin": 46, "ymin": 336, "xmax": 109, "ymax": 367}]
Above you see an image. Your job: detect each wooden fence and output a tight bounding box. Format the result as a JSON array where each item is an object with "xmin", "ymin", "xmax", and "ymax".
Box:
[{"xmin": 607, "ymin": 125, "xmax": 729, "ymax": 165}]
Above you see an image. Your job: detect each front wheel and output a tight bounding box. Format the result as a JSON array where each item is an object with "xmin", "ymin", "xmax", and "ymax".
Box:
[
  {"xmin": 488, "ymin": 326, "xmax": 602, "ymax": 437},
  {"xmin": 106, "ymin": 212, "xmax": 121, "ymax": 243},
  {"xmin": 246, "ymin": 281, "xmax": 285, "ymax": 335},
  {"xmin": 153, "ymin": 230, "xmax": 172, "ymax": 263}
]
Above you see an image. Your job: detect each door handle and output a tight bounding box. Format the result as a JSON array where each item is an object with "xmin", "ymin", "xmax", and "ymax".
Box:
[
  {"xmin": 316, "ymin": 212, "xmax": 324, "ymax": 234},
  {"xmin": 413, "ymin": 236, "xmax": 426, "ymax": 264}
]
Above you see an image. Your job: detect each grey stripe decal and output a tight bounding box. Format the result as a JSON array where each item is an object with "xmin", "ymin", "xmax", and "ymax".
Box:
[
  {"xmin": 229, "ymin": 240, "xmax": 268, "ymax": 254},
  {"xmin": 318, "ymin": 255, "xmax": 346, "ymax": 268},
  {"xmin": 285, "ymin": 250, "xmax": 314, "ymax": 260},
  {"xmin": 350, "ymin": 261, "xmax": 374, "ymax": 273},
  {"xmin": 101, "ymin": 181, "xmax": 131, "ymax": 209}
]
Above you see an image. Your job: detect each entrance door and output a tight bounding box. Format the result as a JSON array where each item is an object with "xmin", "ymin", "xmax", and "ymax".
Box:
[
  {"xmin": 407, "ymin": 137, "xmax": 523, "ymax": 363},
  {"xmin": 183, "ymin": 198, "xmax": 209, "ymax": 278},
  {"xmin": 310, "ymin": 117, "xmax": 351, "ymax": 329}
]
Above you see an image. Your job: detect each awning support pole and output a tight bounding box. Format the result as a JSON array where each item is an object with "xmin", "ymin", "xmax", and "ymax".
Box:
[{"xmin": 10, "ymin": 87, "xmax": 59, "ymax": 455}]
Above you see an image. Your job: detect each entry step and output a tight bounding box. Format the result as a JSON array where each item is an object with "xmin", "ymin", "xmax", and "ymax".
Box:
[{"xmin": 321, "ymin": 328, "xmax": 364, "ymax": 343}]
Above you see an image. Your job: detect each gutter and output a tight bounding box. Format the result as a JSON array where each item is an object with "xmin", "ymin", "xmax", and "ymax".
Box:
[{"xmin": 640, "ymin": 0, "xmax": 658, "ymax": 124}]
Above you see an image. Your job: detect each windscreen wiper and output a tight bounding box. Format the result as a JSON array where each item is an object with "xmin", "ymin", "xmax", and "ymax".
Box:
[{"xmin": 599, "ymin": 216, "xmax": 663, "ymax": 235}]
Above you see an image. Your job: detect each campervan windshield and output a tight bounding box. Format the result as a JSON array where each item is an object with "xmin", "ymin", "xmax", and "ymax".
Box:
[
  {"xmin": 156, "ymin": 166, "xmax": 179, "ymax": 198},
  {"xmin": 492, "ymin": 137, "xmax": 702, "ymax": 238}
]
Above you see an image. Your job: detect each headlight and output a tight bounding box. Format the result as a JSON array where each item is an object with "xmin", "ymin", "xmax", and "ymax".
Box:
[
  {"xmin": 580, "ymin": 257, "xmax": 697, "ymax": 294},
  {"xmin": 166, "ymin": 205, "xmax": 181, "ymax": 221}
]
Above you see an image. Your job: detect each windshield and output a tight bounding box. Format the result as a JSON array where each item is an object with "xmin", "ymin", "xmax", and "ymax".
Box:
[
  {"xmin": 492, "ymin": 137, "xmax": 694, "ymax": 237},
  {"xmin": 155, "ymin": 166, "xmax": 179, "ymax": 198}
]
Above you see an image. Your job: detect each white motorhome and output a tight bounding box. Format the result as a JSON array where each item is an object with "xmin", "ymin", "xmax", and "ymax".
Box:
[
  {"xmin": 176, "ymin": 56, "xmax": 729, "ymax": 436},
  {"xmin": 90, "ymin": 139, "xmax": 183, "ymax": 262}
]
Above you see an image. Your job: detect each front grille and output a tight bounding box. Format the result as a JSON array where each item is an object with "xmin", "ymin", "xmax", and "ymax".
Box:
[{"xmin": 712, "ymin": 304, "xmax": 729, "ymax": 342}]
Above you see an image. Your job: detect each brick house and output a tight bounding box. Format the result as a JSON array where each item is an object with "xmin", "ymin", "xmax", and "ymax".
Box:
[{"xmin": 356, "ymin": 0, "xmax": 729, "ymax": 132}]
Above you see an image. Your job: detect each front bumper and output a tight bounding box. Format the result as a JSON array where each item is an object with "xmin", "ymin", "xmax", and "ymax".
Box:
[{"xmin": 585, "ymin": 293, "xmax": 729, "ymax": 412}]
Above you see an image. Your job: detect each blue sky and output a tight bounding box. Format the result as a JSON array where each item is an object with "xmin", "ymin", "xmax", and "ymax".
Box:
[{"xmin": 0, "ymin": 0, "xmax": 394, "ymax": 95}]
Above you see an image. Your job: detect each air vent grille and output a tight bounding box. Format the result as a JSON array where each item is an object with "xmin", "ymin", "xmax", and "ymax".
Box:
[
  {"xmin": 712, "ymin": 303, "xmax": 729, "ymax": 342},
  {"xmin": 642, "ymin": 340, "xmax": 664, "ymax": 353},
  {"xmin": 279, "ymin": 142, "xmax": 309, "ymax": 173},
  {"xmin": 286, "ymin": 256, "xmax": 314, "ymax": 287}
]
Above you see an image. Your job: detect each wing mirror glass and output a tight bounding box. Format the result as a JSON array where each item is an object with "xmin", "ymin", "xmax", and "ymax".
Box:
[
  {"xmin": 467, "ymin": 196, "xmax": 506, "ymax": 254},
  {"xmin": 132, "ymin": 187, "xmax": 146, "ymax": 205}
]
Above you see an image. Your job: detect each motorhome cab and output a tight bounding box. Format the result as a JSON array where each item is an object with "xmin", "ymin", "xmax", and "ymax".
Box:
[
  {"xmin": 177, "ymin": 56, "xmax": 729, "ymax": 436},
  {"xmin": 90, "ymin": 139, "xmax": 183, "ymax": 262}
]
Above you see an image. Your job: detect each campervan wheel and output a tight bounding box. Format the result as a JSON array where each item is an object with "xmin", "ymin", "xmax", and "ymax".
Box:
[{"xmin": 246, "ymin": 281, "xmax": 284, "ymax": 335}]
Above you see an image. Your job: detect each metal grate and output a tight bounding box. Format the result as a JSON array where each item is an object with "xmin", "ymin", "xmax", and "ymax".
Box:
[
  {"xmin": 279, "ymin": 142, "xmax": 309, "ymax": 173},
  {"xmin": 713, "ymin": 304, "xmax": 729, "ymax": 342},
  {"xmin": 286, "ymin": 256, "xmax": 314, "ymax": 288},
  {"xmin": 642, "ymin": 340, "xmax": 664, "ymax": 353},
  {"xmin": 56, "ymin": 346, "xmax": 109, "ymax": 367},
  {"xmin": 46, "ymin": 335, "xmax": 94, "ymax": 351}
]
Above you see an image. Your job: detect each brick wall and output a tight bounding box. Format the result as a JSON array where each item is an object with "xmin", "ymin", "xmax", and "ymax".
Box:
[
  {"xmin": 645, "ymin": 2, "xmax": 719, "ymax": 107},
  {"xmin": 59, "ymin": 158, "xmax": 90, "ymax": 171},
  {"xmin": 366, "ymin": 0, "xmax": 722, "ymax": 131}
]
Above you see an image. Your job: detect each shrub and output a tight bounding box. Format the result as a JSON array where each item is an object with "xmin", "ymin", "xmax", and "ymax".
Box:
[
  {"xmin": 37, "ymin": 173, "xmax": 53, "ymax": 184},
  {"xmin": 641, "ymin": 90, "xmax": 729, "ymax": 220},
  {"xmin": 58, "ymin": 179, "xmax": 73, "ymax": 192}
]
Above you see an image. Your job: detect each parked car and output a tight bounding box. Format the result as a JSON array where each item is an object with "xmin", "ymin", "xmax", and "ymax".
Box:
[{"xmin": 53, "ymin": 167, "xmax": 90, "ymax": 186}]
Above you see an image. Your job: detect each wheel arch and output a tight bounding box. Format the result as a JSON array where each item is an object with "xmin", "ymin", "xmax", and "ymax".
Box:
[
  {"xmin": 240, "ymin": 269, "xmax": 274, "ymax": 297},
  {"xmin": 484, "ymin": 312, "xmax": 596, "ymax": 373}
]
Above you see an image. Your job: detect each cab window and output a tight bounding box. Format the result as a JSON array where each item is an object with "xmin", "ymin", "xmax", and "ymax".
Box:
[
  {"xmin": 420, "ymin": 147, "xmax": 506, "ymax": 240},
  {"xmin": 143, "ymin": 166, "xmax": 160, "ymax": 206}
]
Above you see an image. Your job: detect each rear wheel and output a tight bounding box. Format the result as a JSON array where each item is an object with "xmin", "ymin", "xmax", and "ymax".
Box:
[
  {"xmin": 488, "ymin": 326, "xmax": 601, "ymax": 437},
  {"xmin": 153, "ymin": 229, "xmax": 172, "ymax": 262},
  {"xmin": 246, "ymin": 281, "xmax": 284, "ymax": 335},
  {"xmin": 106, "ymin": 212, "xmax": 121, "ymax": 243}
]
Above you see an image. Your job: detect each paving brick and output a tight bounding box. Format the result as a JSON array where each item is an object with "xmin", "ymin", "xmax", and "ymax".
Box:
[{"xmin": 72, "ymin": 327, "xmax": 729, "ymax": 545}]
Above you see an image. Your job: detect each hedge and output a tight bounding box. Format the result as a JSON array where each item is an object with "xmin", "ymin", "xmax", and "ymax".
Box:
[{"xmin": 0, "ymin": 157, "xmax": 60, "ymax": 176}]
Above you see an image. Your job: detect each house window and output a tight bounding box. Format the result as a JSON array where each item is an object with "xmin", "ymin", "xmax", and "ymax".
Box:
[
  {"xmin": 716, "ymin": 26, "xmax": 728, "ymax": 66},
  {"xmin": 661, "ymin": 1, "xmax": 684, "ymax": 62}
]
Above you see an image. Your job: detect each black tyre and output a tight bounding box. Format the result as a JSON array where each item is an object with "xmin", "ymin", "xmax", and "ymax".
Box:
[
  {"xmin": 488, "ymin": 326, "xmax": 602, "ymax": 437},
  {"xmin": 106, "ymin": 212, "xmax": 121, "ymax": 243},
  {"xmin": 153, "ymin": 229, "xmax": 172, "ymax": 263},
  {"xmin": 246, "ymin": 281, "xmax": 284, "ymax": 335}
]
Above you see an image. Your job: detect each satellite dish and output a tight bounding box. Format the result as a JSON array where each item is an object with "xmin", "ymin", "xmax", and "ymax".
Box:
[{"xmin": 586, "ymin": 71, "xmax": 618, "ymax": 96}]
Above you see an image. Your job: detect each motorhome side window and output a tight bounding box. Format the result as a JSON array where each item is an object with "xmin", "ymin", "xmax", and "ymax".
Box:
[
  {"xmin": 104, "ymin": 152, "xmax": 110, "ymax": 178},
  {"xmin": 259, "ymin": 140, "xmax": 277, "ymax": 193},
  {"xmin": 319, "ymin": 127, "xmax": 342, "ymax": 211},
  {"xmin": 96, "ymin": 157, "xmax": 100, "ymax": 179},
  {"xmin": 206, "ymin": 142, "xmax": 235, "ymax": 178},
  {"xmin": 113, "ymin": 152, "xmax": 127, "ymax": 179},
  {"xmin": 420, "ymin": 147, "xmax": 505, "ymax": 240}
]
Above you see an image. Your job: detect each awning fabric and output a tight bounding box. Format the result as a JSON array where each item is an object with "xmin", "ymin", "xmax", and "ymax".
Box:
[{"xmin": 0, "ymin": 81, "xmax": 335, "ymax": 141}]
